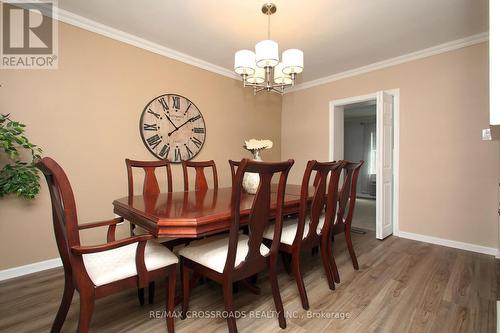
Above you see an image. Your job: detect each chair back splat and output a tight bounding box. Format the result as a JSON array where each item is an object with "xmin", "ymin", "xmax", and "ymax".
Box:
[
  {"xmin": 125, "ymin": 158, "xmax": 173, "ymax": 197},
  {"xmin": 295, "ymin": 160, "xmax": 345, "ymax": 247},
  {"xmin": 226, "ymin": 158, "xmax": 294, "ymax": 278},
  {"xmin": 228, "ymin": 159, "xmax": 240, "ymax": 187},
  {"xmin": 182, "ymin": 160, "xmax": 218, "ymax": 191},
  {"xmin": 125, "ymin": 158, "xmax": 174, "ymax": 238}
]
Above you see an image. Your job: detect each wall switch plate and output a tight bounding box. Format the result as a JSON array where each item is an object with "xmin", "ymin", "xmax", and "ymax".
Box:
[{"xmin": 482, "ymin": 128, "xmax": 492, "ymax": 140}]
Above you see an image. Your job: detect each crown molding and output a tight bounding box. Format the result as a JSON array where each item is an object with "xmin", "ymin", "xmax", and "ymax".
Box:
[
  {"xmin": 55, "ymin": 8, "xmax": 240, "ymax": 80},
  {"xmin": 286, "ymin": 32, "xmax": 489, "ymax": 93}
]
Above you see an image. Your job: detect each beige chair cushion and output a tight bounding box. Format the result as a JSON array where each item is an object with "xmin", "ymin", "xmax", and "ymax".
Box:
[
  {"xmin": 178, "ymin": 234, "xmax": 270, "ymax": 273},
  {"xmin": 83, "ymin": 241, "xmax": 178, "ymax": 287},
  {"xmin": 262, "ymin": 215, "xmax": 326, "ymax": 246},
  {"xmin": 133, "ymin": 226, "xmax": 177, "ymax": 243}
]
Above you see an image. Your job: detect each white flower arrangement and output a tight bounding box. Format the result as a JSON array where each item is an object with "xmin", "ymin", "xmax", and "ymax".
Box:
[{"xmin": 243, "ymin": 139, "xmax": 273, "ymax": 152}]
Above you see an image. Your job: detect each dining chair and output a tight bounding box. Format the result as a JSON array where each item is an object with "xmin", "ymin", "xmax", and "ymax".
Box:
[
  {"xmin": 182, "ymin": 160, "xmax": 218, "ymax": 191},
  {"xmin": 37, "ymin": 157, "xmax": 178, "ymax": 333},
  {"xmin": 179, "ymin": 158, "xmax": 294, "ymax": 333},
  {"xmin": 126, "ymin": 158, "xmax": 181, "ymax": 305},
  {"xmin": 332, "ymin": 160, "xmax": 364, "ymax": 282},
  {"xmin": 126, "ymin": 158, "xmax": 173, "ymax": 237},
  {"xmin": 263, "ymin": 160, "xmax": 344, "ymax": 310}
]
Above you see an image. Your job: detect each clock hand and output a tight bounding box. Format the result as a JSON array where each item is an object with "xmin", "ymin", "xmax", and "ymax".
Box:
[
  {"xmin": 168, "ymin": 115, "xmax": 199, "ymax": 136},
  {"xmin": 164, "ymin": 114, "xmax": 178, "ymax": 130}
]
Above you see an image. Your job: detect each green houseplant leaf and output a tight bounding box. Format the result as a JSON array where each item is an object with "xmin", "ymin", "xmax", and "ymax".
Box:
[{"xmin": 0, "ymin": 114, "xmax": 43, "ymax": 199}]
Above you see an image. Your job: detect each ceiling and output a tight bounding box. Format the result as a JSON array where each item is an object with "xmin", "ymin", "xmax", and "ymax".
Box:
[{"xmin": 58, "ymin": 0, "xmax": 489, "ymax": 83}]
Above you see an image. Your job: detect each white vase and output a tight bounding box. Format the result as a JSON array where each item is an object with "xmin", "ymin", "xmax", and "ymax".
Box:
[{"xmin": 242, "ymin": 150, "xmax": 262, "ymax": 194}]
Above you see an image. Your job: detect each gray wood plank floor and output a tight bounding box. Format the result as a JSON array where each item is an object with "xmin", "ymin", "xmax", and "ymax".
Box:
[{"xmin": 0, "ymin": 230, "xmax": 497, "ymax": 332}]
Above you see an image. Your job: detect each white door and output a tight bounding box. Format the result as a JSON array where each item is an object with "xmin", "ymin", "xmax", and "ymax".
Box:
[{"xmin": 376, "ymin": 91, "xmax": 394, "ymax": 239}]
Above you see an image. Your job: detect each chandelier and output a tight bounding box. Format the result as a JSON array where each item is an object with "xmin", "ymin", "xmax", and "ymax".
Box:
[{"xmin": 234, "ymin": 3, "xmax": 304, "ymax": 95}]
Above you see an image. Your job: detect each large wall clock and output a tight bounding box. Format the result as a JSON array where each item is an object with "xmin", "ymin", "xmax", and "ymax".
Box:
[{"xmin": 140, "ymin": 94, "xmax": 206, "ymax": 163}]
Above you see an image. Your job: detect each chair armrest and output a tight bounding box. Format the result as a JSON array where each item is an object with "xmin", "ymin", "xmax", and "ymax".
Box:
[
  {"xmin": 78, "ymin": 217, "xmax": 124, "ymax": 230},
  {"xmin": 71, "ymin": 234, "xmax": 153, "ymax": 255}
]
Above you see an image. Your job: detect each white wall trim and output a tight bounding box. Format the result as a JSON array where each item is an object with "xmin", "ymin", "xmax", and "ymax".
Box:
[
  {"xmin": 329, "ymin": 89, "xmax": 400, "ymax": 237},
  {"xmin": 54, "ymin": 8, "xmax": 240, "ymax": 80},
  {"xmin": 0, "ymin": 258, "xmax": 62, "ymax": 282},
  {"xmin": 398, "ymin": 231, "xmax": 498, "ymax": 256},
  {"xmin": 287, "ymin": 32, "xmax": 489, "ymax": 93},
  {"xmin": 329, "ymin": 93, "xmax": 378, "ymax": 108},
  {"xmin": 386, "ymin": 89, "xmax": 400, "ymax": 237}
]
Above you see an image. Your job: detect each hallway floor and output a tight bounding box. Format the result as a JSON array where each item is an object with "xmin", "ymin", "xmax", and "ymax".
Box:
[{"xmin": 351, "ymin": 198, "xmax": 376, "ymax": 231}]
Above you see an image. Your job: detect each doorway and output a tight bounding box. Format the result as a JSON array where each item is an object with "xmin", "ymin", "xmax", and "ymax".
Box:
[
  {"xmin": 329, "ymin": 90, "xmax": 399, "ymax": 239},
  {"xmin": 344, "ymin": 101, "xmax": 377, "ymax": 231}
]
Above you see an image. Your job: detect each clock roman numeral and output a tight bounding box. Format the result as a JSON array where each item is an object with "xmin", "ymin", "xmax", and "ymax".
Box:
[
  {"xmin": 143, "ymin": 123, "xmax": 158, "ymax": 131},
  {"xmin": 190, "ymin": 137, "xmax": 203, "ymax": 148},
  {"xmin": 183, "ymin": 103, "xmax": 192, "ymax": 115},
  {"xmin": 174, "ymin": 147, "xmax": 181, "ymax": 162},
  {"xmin": 190, "ymin": 114, "xmax": 201, "ymax": 122},
  {"xmin": 159, "ymin": 144, "xmax": 170, "ymax": 158},
  {"xmin": 185, "ymin": 144, "xmax": 194, "ymax": 158},
  {"xmin": 193, "ymin": 127, "xmax": 205, "ymax": 134},
  {"xmin": 158, "ymin": 97, "xmax": 169, "ymax": 111},
  {"xmin": 147, "ymin": 109, "xmax": 161, "ymax": 119},
  {"xmin": 172, "ymin": 96, "xmax": 180, "ymax": 110},
  {"xmin": 146, "ymin": 134, "xmax": 162, "ymax": 149}
]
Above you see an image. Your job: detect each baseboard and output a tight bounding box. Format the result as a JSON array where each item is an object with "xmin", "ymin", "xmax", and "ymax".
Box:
[
  {"xmin": 0, "ymin": 258, "xmax": 62, "ymax": 282},
  {"xmin": 397, "ymin": 231, "xmax": 498, "ymax": 256}
]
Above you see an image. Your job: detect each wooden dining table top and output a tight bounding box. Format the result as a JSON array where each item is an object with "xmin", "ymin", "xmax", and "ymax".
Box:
[{"xmin": 112, "ymin": 184, "xmax": 305, "ymax": 238}]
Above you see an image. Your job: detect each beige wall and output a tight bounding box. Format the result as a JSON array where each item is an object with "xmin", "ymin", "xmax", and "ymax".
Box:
[
  {"xmin": 1, "ymin": 23, "xmax": 497, "ymax": 271},
  {"xmin": 0, "ymin": 23, "xmax": 282, "ymax": 269},
  {"xmin": 282, "ymin": 42, "xmax": 499, "ymax": 249}
]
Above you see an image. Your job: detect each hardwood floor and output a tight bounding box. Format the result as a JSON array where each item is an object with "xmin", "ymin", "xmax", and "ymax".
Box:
[{"xmin": 0, "ymin": 230, "xmax": 497, "ymax": 332}]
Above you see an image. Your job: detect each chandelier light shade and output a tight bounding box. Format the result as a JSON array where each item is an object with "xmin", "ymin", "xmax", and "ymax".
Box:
[
  {"xmin": 234, "ymin": 3, "xmax": 304, "ymax": 94},
  {"xmin": 234, "ymin": 50, "xmax": 256, "ymax": 75},
  {"xmin": 274, "ymin": 63, "xmax": 293, "ymax": 85},
  {"xmin": 246, "ymin": 67, "xmax": 266, "ymax": 84},
  {"xmin": 255, "ymin": 40, "xmax": 279, "ymax": 68},
  {"xmin": 282, "ymin": 49, "xmax": 304, "ymax": 74}
]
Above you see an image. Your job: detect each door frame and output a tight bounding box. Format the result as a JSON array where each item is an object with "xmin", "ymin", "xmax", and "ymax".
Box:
[{"xmin": 328, "ymin": 89, "xmax": 400, "ymax": 237}]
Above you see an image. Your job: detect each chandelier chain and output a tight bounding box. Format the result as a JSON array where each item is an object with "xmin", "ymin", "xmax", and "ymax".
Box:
[{"xmin": 268, "ymin": 13, "xmax": 271, "ymax": 39}]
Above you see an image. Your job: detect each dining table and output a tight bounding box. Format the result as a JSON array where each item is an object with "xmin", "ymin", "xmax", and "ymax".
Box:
[{"xmin": 112, "ymin": 184, "xmax": 305, "ymax": 239}]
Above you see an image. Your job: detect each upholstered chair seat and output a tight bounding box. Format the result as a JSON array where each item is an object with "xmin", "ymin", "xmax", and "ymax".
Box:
[
  {"xmin": 83, "ymin": 241, "xmax": 178, "ymax": 287},
  {"xmin": 263, "ymin": 214, "xmax": 326, "ymax": 246},
  {"xmin": 178, "ymin": 234, "xmax": 269, "ymax": 273}
]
